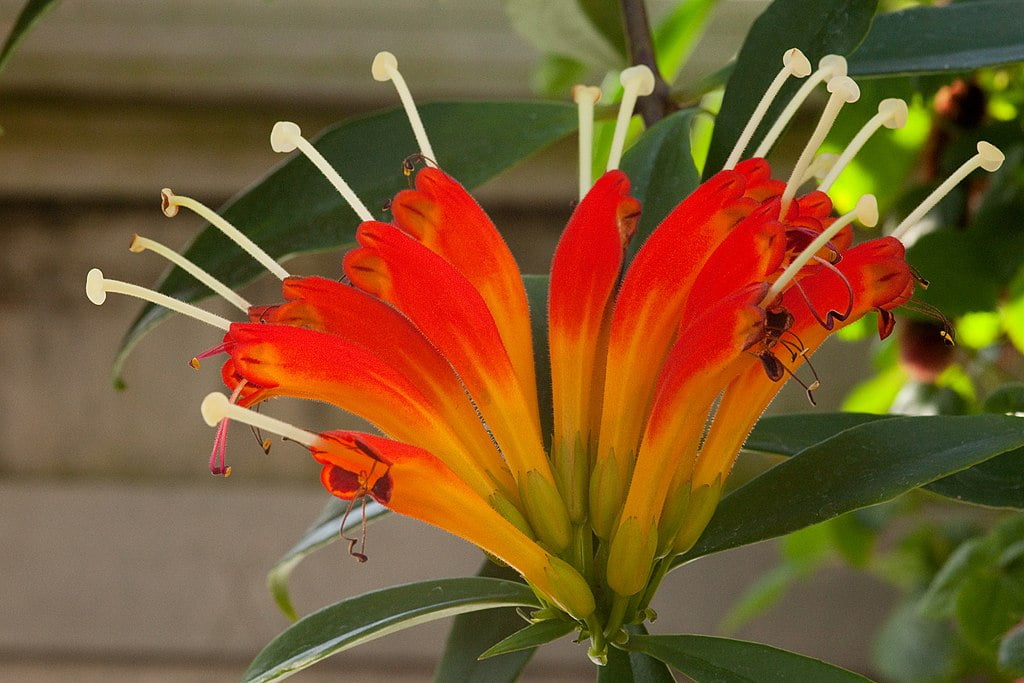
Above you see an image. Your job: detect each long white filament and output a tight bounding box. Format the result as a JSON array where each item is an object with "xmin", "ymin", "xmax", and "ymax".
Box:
[
  {"xmin": 754, "ymin": 55, "xmax": 847, "ymax": 158},
  {"xmin": 162, "ymin": 190, "xmax": 291, "ymax": 281},
  {"xmin": 819, "ymin": 98, "xmax": 908, "ymax": 192},
  {"xmin": 890, "ymin": 141, "xmax": 1005, "ymax": 241},
  {"xmin": 723, "ymin": 48, "xmax": 811, "ymax": 170},
  {"xmin": 606, "ymin": 65, "xmax": 656, "ymax": 172},
  {"xmin": 573, "ymin": 85, "xmax": 602, "ymax": 200},
  {"xmin": 201, "ymin": 392, "xmax": 318, "ymax": 448},
  {"xmin": 86, "ymin": 268, "xmax": 232, "ymax": 330},
  {"xmin": 270, "ymin": 122, "xmax": 374, "ymax": 223},
  {"xmin": 372, "ymin": 51, "xmax": 436, "ymax": 162},
  {"xmin": 129, "ymin": 234, "xmax": 251, "ymax": 313}
]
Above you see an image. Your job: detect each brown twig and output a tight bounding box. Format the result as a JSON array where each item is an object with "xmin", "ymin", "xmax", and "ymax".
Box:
[{"xmin": 619, "ymin": 0, "xmax": 675, "ymax": 126}]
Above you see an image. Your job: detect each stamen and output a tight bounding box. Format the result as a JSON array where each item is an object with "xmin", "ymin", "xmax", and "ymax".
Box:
[
  {"xmin": 754, "ymin": 55, "xmax": 847, "ymax": 158},
  {"xmin": 130, "ymin": 234, "xmax": 251, "ymax": 313},
  {"xmin": 269, "ymin": 122, "xmax": 375, "ymax": 223},
  {"xmin": 201, "ymin": 392, "xmax": 319, "ymax": 448},
  {"xmin": 800, "ymin": 153, "xmax": 839, "ymax": 186},
  {"xmin": 890, "ymin": 141, "xmax": 1004, "ymax": 241},
  {"xmin": 763, "ymin": 194, "xmax": 878, "ymax": 306},
  {"xmin": 371, "ymin": 51, "xmax": 436, "ymax": 162},
  {"xmin": 86, "ymin": 268, "xmax": 231, "ymax": 331},
  {"xmin": 780, "ymin": 75, "xmax": 861, "ymax": 217},
  {"xmin": 606, "ymin": 65, "xmax": 656, "ymax": 172},
  {"xmin": 189, "ymin": 341, "xmax": 233, "ymax": 370},
  {"xmin": 161, "ymin": 189, "xmax": 290, "ymax": 281},
  {"xmin": 723, "ymin": 48, "xmax": 812, "ymax": 170},
  {"xmin": 573, "ymin": 84, "xmax": 602, "ymax": 200},
  {"xmin": 819, "ymin": 98, "xmax": 908, "ymax": 192},
  {"xmin": 208, "ymin": 381, "xmax": 246, "ymax": 477}
]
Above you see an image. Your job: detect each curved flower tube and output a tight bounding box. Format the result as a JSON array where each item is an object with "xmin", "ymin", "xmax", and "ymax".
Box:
[{"xmin": 87, "ymin": 49, "xmax": 1004, "ymax": 662}]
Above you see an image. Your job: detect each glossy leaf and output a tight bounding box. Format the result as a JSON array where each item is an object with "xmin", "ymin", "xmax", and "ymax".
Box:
[
  {"xmin": 115, "ymin": 101, "xmax": 577, "ymax": 381},
  {"xmin": 679, "ymin": 415, "xmax": 1024, "ymax": 563},
  {"xmin": 703, "ymin": 0, "xmax": 877, "ymax": 177},
  {"xmin": 433, "ymin": 561, "xmax": 537, "ymax": 683},
  {"xmin": 0, "ymin": 0, "xmax": 59, "ymax": 73},
  {"xmin": 744, "ymin": 413, "xmax": 892, "ymax": 456},
  {"xmin": 243, "ymin": 578, "xmax": 540, "ymax": 683},
  {"xmin": 924, "ymin": 448, "xmax": 1024, "ymax": 510},
  {"xmin": 267, "ymin": 496, "xmax": 389, "ymax": 621},
  {"xmin": 619, "ymin": 108, "xmax": 699, "ymax": 262},
  {"xmin": 478, "ymin": 619, "xmax": 576, "ymax": 659},
  {"xmin": 602, "ymin": 625, "xmax": 675, "ymax": 683},
  {"xmin": 625, "ymin": 634, "xmax": 870, "ymax": 681},
  {"xmin": 848, "ymin": 1, "xmax": 1024, "ymax": 77}
]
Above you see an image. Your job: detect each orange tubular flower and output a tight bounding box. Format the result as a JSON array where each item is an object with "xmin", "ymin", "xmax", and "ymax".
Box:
[{"xmin": 87, "ymin": 49, "xmax": 1005, "ymax": 661}]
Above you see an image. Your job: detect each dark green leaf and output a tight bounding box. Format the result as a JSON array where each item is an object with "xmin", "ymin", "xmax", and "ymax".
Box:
[
  {"xmin": 626, "ymin": 633, "xmax": 870, "ymax": 681},
  {"xmin": 848, "ymin": 1, "xmax": 1024, "ymax": 77},
  {"xmin": 999, "ymin": 623, "xmax": 1024, "ymax": 675},
  {"xmin": 703, "ymin": 0, "xmax": 878, "ymax": 177},
  {"xmin": 243, "ymin": 577, "xmax": 540, "ymax": 683},
  {"xmin": 0, "ymin": 0, "xmax": 59, "ymax": 74},
  {"xmin": 924, "ymin": 448, "xmax": 1024, "ymax": 510},
  {"xmin": 478, "ymin": 619, "xmax": 576, "ymax": 659},
  {"xmin": 619, "ymin": 108, "xmax": 699, "ymax": 262},
  {"xmin": 918, "ymin": 537, "xmax": 989, "ymax": 619},
  {"xmin": 115, "ymin": 101, "xmax": 577, "ymax": 381},
  {"xmin": 434, "ymin": 561, "xmax": 537, "ymax": 682},
  {"xmin": 956, "ymin": 571, "xmax": 1024, "ymax": 654},
  {"xmin": 602, "ymin": 624, "xmax": 676, "ymax": 683},
  {"xmin": 267, "ymin": 496, "xmax": 389, "ymax": 621},
  {"xmin": 985, "ymin": 383, "xmax": 1024, "ymax": 415},
  {"xmin": 679, "ymin": 415, "xmax": 1024, "ymax": 562},
  {"xmin": 745, "ymin": 413, "xmax": 893, "ymax": 456}
]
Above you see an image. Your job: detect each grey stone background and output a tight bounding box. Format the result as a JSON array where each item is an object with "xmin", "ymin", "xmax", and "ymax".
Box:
[{"xmin": 0, "ymin": 1, "xmax": 894, "ymax": 680}]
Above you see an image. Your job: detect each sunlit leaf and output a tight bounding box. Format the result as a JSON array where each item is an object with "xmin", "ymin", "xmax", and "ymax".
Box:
[{"xmin": 243, "ymin": 578, "xmax": 540, "ymax": 682}]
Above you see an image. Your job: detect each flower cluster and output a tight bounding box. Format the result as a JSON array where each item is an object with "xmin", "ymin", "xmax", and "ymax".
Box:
[{"xmin": 87, "ymin": 49, "xmax": 1002, "ymax": 661}]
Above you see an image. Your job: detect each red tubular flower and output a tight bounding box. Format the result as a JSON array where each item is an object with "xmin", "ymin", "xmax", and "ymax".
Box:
[{"xmin": 89, "ymin": 50, "xmax": 1003, "ymax": 660}]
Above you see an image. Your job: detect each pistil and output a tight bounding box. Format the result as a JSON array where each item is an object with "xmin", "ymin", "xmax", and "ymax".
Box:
[
  {"xmin": 86, "ymin": 268, "xmax": 231, "ymax": 331},
  {"xmin": 270, "ymin": 122, "xmax": 374, "ymax": 222},
  {"xmin": 161, "ymin": 189, "xmax": 290, "ymax": 280},
  {"xmin": 890, "ymin": 141, "xmax": 1005, "ymax": 241},
  {"xmin": 723, "ymin": 48, "xmax": 811, "ymax": 170},
  {"xmin": 606, "ymin": 65, "xmax": 656, "ymax": 172},
  {"xmin": 371, "ymin": 51, "xmax": 436, "ymax": 162},
  {"xmin": 573, "ymin": 84, "xmax": 602, "ymax": 200},
  {"xmin": 129, "ymin": 234, "xmax": 251, "ymax": 313},
  {"xmin": 779, "ymin": 75, "xmax": 861, "ymax": 217}
]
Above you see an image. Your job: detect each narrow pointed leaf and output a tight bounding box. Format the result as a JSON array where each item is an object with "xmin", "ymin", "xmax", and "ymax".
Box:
[
  {"xmin": 0, "ymin": 0, "xmax": 60, "ymax": 73},
  {"xmin": 620, "ymin": 108, "xmax": 699, "ymax": 262},
  {"xmin": 703, "ymin": 0, "xmax": 877, "ymax": 178},
  {"xmin": 478, "ymin": 619, "xmax": 576, "ymax": 659},
  {"xmin": 433, "ymin": 561, "xmax": 537, "ymax": 683},
  {"xmin": 745, "ymin": 413, "xmax": 892, "ymax": 455},
  {"xmin": 626, "ymin": 634, "xmax": 870, "ymax": 681},
  {"xmin": 848, "ymin": 1, "xmax": 1024, "ymax": 76},
  {"xmin": 678, "ymin": 415, "xmax": 1024, "ymax": 563},
  {"xmin": 602, "ymin": 625, "xmax": 675, "ymax": 683},
  {"xmin": 268, "ymin": 497, "xmax": 388, "ymax": 621},
  {"xmin": 115, "ymin": 101, "xmax": 577, "ymax": 381},
  {"xmin": 243, "ymin": 578, "xmax": 540, "ymax": 683}
]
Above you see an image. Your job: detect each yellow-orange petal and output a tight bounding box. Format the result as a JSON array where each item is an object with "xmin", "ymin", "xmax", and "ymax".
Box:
[
  {"xmin": 391, "ymin": 168, "xmax": 538, "ymax": 411},
  {"xmin": 315, "ymin": 432, "xmax": 596, "ymax": 619}
]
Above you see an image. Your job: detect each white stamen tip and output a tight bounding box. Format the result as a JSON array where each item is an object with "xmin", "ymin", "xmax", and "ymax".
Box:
[
  {"xmin": 619, "ymin": 65, "xmax": 655, "ymax": 96},
  {"xmin": 271, "ymin": 121, "xmax": 302, "ymax": 153},
  {"xmin": 826, "ymin": 75, "xmax": 860, "ymax": 103},
  {"xmin": 977, "ymin": 141, "xmax": 1005, "ymax": 172},
  {"xmin": 879, "ymin": 98, "xmax": 908, "ymax": 129},
  {"xmin": 818, "ymin": 54, "xmax": 847, "ymax": 78},
  {"xmin": 160, "ymin": 188, "xmax": 179, "ymax": 217},
  {"xmin": 784, "ymin": 48, "xmax": 812, "ymax": 78},
  {"xmin": 572, "ymin": 85, "xmax": 601, "ymax": 105},
  {"xmin": 371, "ymin": 51, "xmax": 399, "ymax": 82},
  {"xmin": 855, "ymin": 194, "xmax": 879, "ymax": 227},
  {"xmin": 201, "ymin": 392, "xmax": 231, "ymax": 427},
  {"xmin": 86, "ymin": 268, "xmax": 107, "ymax": 305}
]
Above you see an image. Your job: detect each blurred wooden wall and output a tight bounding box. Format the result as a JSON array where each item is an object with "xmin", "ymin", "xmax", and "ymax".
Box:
[{"xmin": 0, "ymin": 1, "xmax": 896, "ymax": 680}]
